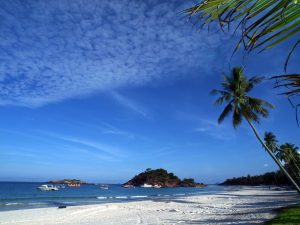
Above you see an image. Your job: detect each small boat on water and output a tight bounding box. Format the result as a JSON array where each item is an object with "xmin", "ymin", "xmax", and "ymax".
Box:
[
  {"xmin": 122, "ymin": 184, "xmax": 135, "ymax": 188},
  {"xmin": 153, "ymin": 184, "xmax": 161, "ymax": 188},
  {"xmin": 100, "ymin": 184, "xmax": 109, "ymax": 190},
  {"xmin": 37, "ymin": 184, "xmax": 59, "ymax": 191},
  {"xmin": 140, "ymin": 183, "xmax": 153, "ymax": 188}
]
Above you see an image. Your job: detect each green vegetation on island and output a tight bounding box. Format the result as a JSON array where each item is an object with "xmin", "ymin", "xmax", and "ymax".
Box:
[
  {"xmin": 124, "ymin": 168, "xmax": 205, "ymax": 187},
  {"xmin": 221, "ymin": 134, "xmax": 300, "ymax": 187},
  {"xmin": 48, "ymin": 179, "xmax": 88, "ymax": 185},
  {"xmin": 221, "ymin": 171, "xmax": 290, "ymax": 186}
]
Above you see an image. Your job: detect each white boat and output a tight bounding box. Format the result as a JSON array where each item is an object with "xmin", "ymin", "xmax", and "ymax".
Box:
[
  {"xmin": 100, "ymin": 184, "xmax": 109, "ymax": 190},
  {"xmin": 122, "ymin": 184, "xmax": 135, "ymax": 188},
  {"xmin": 153, "ymin": 184, "xmax": 161, "ymax": 188},
  {"xmin": 140, "ymin": 183, "xmax": 153, "ymax": 188},
  {"xmin": 37, "ymin": 184, "xmax": 59, "ymax": 191}
]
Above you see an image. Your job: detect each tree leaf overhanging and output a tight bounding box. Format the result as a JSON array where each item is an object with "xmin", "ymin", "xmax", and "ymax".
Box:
[{"xmin": 185, "ymin": 0, "xmax": 300, "ymax": 57}]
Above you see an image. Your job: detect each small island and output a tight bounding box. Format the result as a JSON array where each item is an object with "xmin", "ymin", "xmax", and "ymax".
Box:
[
  {"xmin": 48, "ymin": 179, "xmax": 88, "ymax": 185},
  {"xmin": 123, "ymin": 168, "xmax": 205, "ymax": 188}
]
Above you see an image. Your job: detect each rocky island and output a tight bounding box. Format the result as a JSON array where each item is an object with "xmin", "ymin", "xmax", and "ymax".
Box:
[
  {"xmin": 48, "ymin": 179, "xmax": 88, "ymax": 185},
  {"xmin": 123, "ymin": 168, "xmax": 205, "ymax": 188}
]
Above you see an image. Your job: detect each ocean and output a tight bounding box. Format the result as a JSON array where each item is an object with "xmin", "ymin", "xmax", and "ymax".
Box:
[{"xmin": 0, "ymin": 182, "xmax": 232, "ymax": 211}]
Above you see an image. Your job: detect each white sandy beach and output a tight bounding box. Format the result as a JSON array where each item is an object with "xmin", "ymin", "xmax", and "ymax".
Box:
[{"xmin": 0, "ymin": 187, "xmax": 299, "ymax": 225}]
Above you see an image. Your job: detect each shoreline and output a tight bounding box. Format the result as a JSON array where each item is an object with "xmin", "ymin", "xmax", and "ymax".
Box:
[{"xmin": 0, "ymin": 187, "xmax": 299, "ymax": 224}]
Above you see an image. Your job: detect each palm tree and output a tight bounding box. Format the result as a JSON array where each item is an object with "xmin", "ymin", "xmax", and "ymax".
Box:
[
  {"xmin": 277, "ymin": 143, "xmax": 299, "ymax": 162},
  {"xmin": 212, "ymin": 67, "xmax": 300, "ymax": 193},
  {"xmin": 264, "ymin": 132, "xmax": 279, "ymax": 153},
  {"xmin": 277, "ymin": 143, "xmax": 300, "ymax": 182}
]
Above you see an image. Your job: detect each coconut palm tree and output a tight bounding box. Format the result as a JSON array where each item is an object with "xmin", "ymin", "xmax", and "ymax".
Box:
[
  {"xmin": 212, "ymin": 67, "xmax": 300, "ymax": 193},
  {"xmin": 277, "ymin": 143, "xmax": 299, "ymax": 162},
  {"xmin": 264, "ymin": 132, "xmax": 279, "ymax": 153},
  {"xmin": 277, "ymin": 143, "xmax": 300, "ymax": 182}
]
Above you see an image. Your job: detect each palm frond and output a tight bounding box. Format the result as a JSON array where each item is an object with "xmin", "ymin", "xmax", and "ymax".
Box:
[
  {"xmin": 246, "ymin": 76, "xmax": 264, "ymax": 92},
  {"xmin": 247, "ymin": 97, "xmax": 274, "ymax": 117},
  {"xmin": 241, "ymin": 104, "xmax": 260, "ymax": 123},
  {"xmin": 272, "ymin": 74, "xmax": 300, "ymax": 125},
  {"xmin": 218, "ymin": 101, "xmax": 234, "ymax": 123},
  {"xmin": 232, "ymin": 107, "xmax": 242, "ymax": 128},
  {"xmin": 272, "ymin": 74, "xmax": 300, "ymax": 97},
  {"xmin": 185, "ymin": 0, "xmax": 300, "ymax": 64}
]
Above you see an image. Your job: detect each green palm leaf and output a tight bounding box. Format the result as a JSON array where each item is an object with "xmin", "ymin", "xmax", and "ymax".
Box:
[{"xmin": 185, "ymin": 0, "xmax": 300, "ymax": 60}]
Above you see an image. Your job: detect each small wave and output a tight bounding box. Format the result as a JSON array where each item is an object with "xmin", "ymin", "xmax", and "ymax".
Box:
[
  {"xmin": 130, "ymin": 196, "xmax": 148, "ymax": 198},
  {"xmin": 27, "ymin": 202, "xmax": 44, "ymax": 205},
  {"xmin": 96, "ymin": 197, "xmax": 107, "ymax": 199},
  {"xmin": 0, "ymin": 202, "xmax": 24, "ymax": 206},
  {"xmin": 115, "ymin": 196, "xmax": 128, "ymax": 199}
]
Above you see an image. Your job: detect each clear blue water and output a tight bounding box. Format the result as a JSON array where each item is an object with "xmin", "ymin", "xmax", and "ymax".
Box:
[{"xmin": 0, "ymin": 182, "xmax": 231, "ymax": 211}]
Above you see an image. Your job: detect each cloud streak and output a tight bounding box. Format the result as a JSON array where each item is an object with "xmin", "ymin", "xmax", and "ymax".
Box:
[
  {"xmin": 0, "ymin": 0, "xmax": 227, "ymax": 107},
  {"xmin": 193, "ymin": 119, "xmax": 235, "ymax": 141},
  {"xmin": 110, "ymin": 91, "xmax": 150, "ymax": 118},
  {"xmin": 35, "ymin": 131, "xmax": 126, "ymax": 162},
  {"xmin": 176, "ymin": 111, "xmax": 235, "ymax": 140}
]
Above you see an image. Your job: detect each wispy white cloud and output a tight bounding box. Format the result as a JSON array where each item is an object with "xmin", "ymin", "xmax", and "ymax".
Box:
[
  {"xmin": 100, "ymin": 122, "xmax": 135, "ymax": 139},
  {"xmin": 110, "ymin": 91, "xmax": 150, "ymax": 118},
  {"xmin": 61, "ymin": 145, "xmax": 121, "ymax": 162},
  {"xmin": 64, "ymin": 120, "xmax": 136, "ymax": 139},
  {"xmin": 35, "ymin": 131, "xmax": 126, "ymax": 161},
  {"xmin": 0, "ymin": 0, "xmax": 229, "ymax": 107},
  {"xmin": 193, "ymin": 119, "xmax": 236, "ymax": 141},
  {"xmin": 176, "ymin": 111, "xmax": 235, "ymax": 140}
]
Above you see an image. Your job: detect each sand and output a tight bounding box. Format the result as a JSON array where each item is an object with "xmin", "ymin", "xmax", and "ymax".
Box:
[{"xmin": 0, "ymin": 187, "xmax": 299, "ymax": 225}]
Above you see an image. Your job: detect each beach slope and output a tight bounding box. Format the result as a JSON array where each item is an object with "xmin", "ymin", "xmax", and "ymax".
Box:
[{"xmin": 0, "ymin": 187, "xmax": 299, "ymax": 225}]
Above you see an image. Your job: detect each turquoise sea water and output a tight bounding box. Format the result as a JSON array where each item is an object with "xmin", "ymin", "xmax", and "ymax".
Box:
[{"xmin": 0, "ymin": 182, "xmax": 232, "ymax": 211}]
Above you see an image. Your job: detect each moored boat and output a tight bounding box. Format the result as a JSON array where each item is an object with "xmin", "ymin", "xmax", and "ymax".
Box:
[
  {"xmin": 100, "ymin": 184, "xmax": 109, "ymax": 190},
  {"xmin": 37, "ymin": 184, "xmax": 59, "ymax": 191},
  {"xmin": 122, "ymin": 184, "xmax": 135, "ymax": 188},
  {"xmin": 140, "ymin": 183, "xmax": 153, "ymax": 188}
]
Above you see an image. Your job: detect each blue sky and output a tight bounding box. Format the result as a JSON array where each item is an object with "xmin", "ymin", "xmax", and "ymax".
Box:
[{"xmin": 0, "ymin": 0, "xmax": 299, "ymax": 184}]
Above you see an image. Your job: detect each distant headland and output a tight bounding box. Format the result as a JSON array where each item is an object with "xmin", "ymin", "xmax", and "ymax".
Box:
[
  {"xmin": 220, "ymin": 171, "xmax": 290, "ymax": 186},
  {"xmin": 123, "ymin": 168, "xmax": 205, "ymax": 188}
]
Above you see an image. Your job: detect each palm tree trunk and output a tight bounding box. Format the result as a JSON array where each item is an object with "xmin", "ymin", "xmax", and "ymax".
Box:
[{"xmin": 245, "ymin": 117, "xmax": 300, "ymax": 193}]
